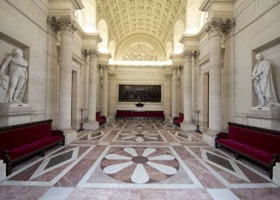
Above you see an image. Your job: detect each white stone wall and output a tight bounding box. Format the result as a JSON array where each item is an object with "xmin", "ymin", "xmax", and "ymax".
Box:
[
  {"xmin": 0, "ymin": 0, "xmax": 49, "ymax": 122},
  {"xmin": 233, "ymin": 0, "xmax": 280, "ymax": 129}
]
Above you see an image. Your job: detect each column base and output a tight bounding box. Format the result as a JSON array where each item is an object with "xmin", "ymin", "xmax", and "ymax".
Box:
[
  {"xmin": 63, "ymin": 129, "xmax": 78, "ymax": 145},
  {"xmin": 273, "ymin": 163, "xmax": 280, "ymax": 186},
  {"xmin": 0, "ymin": 160, "xmax": 6, "ymax": 182},
  {"xmin": 181, "ymin": 122, "xmax": 196, "ymax": 132},
  {"xmin": 84, "ymin": 121, "xmax": 99, "ymax": 130},
  {"xmin": 202, "ymin": 129, "xmax": 219, "ymax": 147}
]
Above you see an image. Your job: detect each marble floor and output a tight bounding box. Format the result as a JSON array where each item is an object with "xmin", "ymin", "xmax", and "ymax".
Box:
[{"xmin": 0, "ymin": 120, "xmax": 279, "ymax": 200}]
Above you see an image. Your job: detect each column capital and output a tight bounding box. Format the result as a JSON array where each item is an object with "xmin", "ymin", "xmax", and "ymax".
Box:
[
  {"xmin": 171, "ymin": 66, "xmax": 179, "ymax": 72},
  {"xmin": 164, "ymin": 73, "xmax": 172, "ymax": 79},
  {"xmin": 182, "ymin": 50, "xmax": 195, "ymax": 59},
  {"xmin": 47, "ymin": 15, "xmax": 76, "ymax": 33},
  {"xmin": 205, "ymin": 17, "xmax": 235, "ymax": 35},
  {"xmin": 88, "ymin": 49, "xmax": 99, "ymax": 58},
  {"xmin": 101, "ymin": 65, "xmax": 109, "ymax": 71},
  {"xmin": 109, "ymin": 72, "xmax": 116, "ymax": 78}
]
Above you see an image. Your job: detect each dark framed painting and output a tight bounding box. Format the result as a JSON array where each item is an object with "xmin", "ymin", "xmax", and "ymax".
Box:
[{"xmin": 118, "ymin": 85, "xmax": 161, "ymax": 103}]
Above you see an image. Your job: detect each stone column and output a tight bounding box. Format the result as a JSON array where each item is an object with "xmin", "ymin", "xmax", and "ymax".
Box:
[
  {"xmin": 181, "ymin": 51, "xmax": 196, "ymax": 131},
  {"xmin": 47, "ymin": 16, "xmax": 76, "ymax": 130},
  {"xmin": 84, "ymin": 50, "xmax": 99, "ymax": 130},
  {"xmin": 203, "ymin": 18, "xmax": 235, "ymax": 146},
  {"xmin": 191, "ymin": 52, "xmax": 198, "ymax": 120},
  {"xmin": 102, "ymin": 65, "xmax": 109, "ymax": 118},
  {"xmin": 164, "ymin": 72, "xmax": 172, "ymax": 120},
  {"xmin": 108, "ymin": 70, "xmax": 116, "ymax": 119},
  {"xmin": 82, "ymin": 49, "xmax": 89, "ymax": 118},
  {"xmin": 171, "ymin": 66, "xmax": 178, "ymax": 118}
]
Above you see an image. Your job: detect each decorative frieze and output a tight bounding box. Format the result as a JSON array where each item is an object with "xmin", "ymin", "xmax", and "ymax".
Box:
[
  {"xmin": 47, "ymin": 15, "xmax": 76, "ymax": 33},
  {"xmin": 6, "ymin": 0, "xmax": 48, "ymax": 31}
]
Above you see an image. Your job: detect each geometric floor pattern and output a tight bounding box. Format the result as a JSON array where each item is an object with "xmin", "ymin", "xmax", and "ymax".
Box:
[{"xmin": 0, "ymin": 119, "xmax": 280, "ymax": 200}]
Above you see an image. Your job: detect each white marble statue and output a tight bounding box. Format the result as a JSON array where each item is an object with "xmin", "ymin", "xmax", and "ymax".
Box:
[
  {"xmin": 0, "ymin": 48, "xmax": 28, "ymax": 104},
  {"xmin": 252, "ymin": 53, "xmax": 280, "ymax": 107}
]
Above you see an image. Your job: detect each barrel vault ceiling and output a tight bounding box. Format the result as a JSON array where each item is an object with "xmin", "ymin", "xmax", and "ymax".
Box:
[{"xmin": 96, "ymin": 0, "xmax": 187, "ymax": 46}]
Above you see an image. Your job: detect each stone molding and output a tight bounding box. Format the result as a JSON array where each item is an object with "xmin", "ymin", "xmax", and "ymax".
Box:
[
  {"xmin": 205, "ymin": 17, "xmax": 235, "ymax": 35},
  {"xmin": 164, "ymin": 73, "xmax": 172, "ymax": 79},
  {"xmin": 47, "ymin": 15, "xmax": 76, "ymax": 33},
  {"xmin": 200, "ymin": 0, "xmax": 235, "ymax": 11}
]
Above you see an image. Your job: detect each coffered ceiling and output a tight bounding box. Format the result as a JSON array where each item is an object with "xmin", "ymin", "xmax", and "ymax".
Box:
[{"xmin": 96, "ymin": 0, "xmax": 187, "ymax": 46}]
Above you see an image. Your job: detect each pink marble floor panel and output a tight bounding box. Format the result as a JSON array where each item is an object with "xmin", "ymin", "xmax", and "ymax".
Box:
[
  {"xmin": 186, "ymin": 146, "xmax": 274, "ymax": 186},
  {"xmin": 0, "ymin": 185, "xmax": 49, "ymax": 200},
  {"xmin": 54, "ymin": 145, "xmax": 108, "ymax": 187},
  {"xmin": 5, "ymin": 145, "xmax": 92, "ymax": 184},
  {"xmin": 231, "ymin": 187, "xmax": 280, "ymax": 200}
]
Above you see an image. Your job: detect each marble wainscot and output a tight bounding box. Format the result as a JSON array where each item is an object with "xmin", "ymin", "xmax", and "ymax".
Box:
[{"xmin": 0, "ymin": 103, "xmax": 33, "ymax": 127}]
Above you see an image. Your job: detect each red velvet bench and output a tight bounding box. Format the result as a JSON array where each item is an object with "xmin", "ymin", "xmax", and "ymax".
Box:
[
  {"xmin": 96, "ymin": 111, "xmax": 106, "ymax": 125},
  {"xmin": 215, "ymin": 122, "xmax": 280, "ymax": 178},
  {"xmin": 0, "ymin": 119, "xmax": 65, "ymax": 175},
  {"xmin": 173, "ymin": 113, "xmax": 184, "ymax": 127},
  {"xmin": 115, "ymin": 110, "xmax": 164, "ymax": 120}
]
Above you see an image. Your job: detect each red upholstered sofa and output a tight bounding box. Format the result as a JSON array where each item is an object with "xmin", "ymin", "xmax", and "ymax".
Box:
[
  {"xmin": 96, "ymin": 112, "xmax": 106, "ymax": 125},
  {"xmin": 215, "ymin": 122, "xmax": 280, "ymax": 178},
  {"xmin": 0, "ymin": 119, "xmax": 65, "ymax": 175},
  {"xmin": 173, "ymin": 113, "xmax": 184, "ymax": 127}
]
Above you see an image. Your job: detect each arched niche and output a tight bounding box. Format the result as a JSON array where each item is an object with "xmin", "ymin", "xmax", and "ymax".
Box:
[
  {"xmin": 173, "ymin": 20, "xmax": 185, "ymax": 54},
  {"xmin": 109, "ymin": 40, "xmax": 116, "ymax": 61},
  {"xmin": 98, "ymin": 19, "xmax": 109, "ymax": 53}
]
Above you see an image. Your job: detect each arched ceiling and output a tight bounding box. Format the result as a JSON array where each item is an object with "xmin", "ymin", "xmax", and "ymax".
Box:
[{"xmin": 96, "ymin": 0, "xmax": 187, "ymax": 46}]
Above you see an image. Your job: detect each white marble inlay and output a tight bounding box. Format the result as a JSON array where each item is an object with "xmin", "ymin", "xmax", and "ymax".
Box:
[
  {"xmin": 123, "ymin": 147, "xmax": 138, "ymax": 157},
  {"xmin": 105, "ymin": 154, "xmax": 131, "ymax": 160},
  {"xmin": 149, "ymin": 155, "xmax": 175, "ymax": 160},
  {"xmin": 147, "ymin": 162, "xmax": 177, "ymax": 175},
  {"xmin": 142, "ymin": 148, "xmax": 156, "ymax": 157},
  {"xmin": 131, "ymin": 164, "xmax": 149, "ymax": 184},
  {"xmin": 103, "ymin": 161, "xmax": 133, "ymax": 174},
  {"xmin": 39, "ymin": 187, "xmax": 74, "ymax": 200},
  {"xmin": 207, "ymin": 189, "xmax": 239, "ymax": 200}
]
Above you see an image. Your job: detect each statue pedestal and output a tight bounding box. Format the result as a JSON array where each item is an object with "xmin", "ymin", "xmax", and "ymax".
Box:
[
  {"xmin": 245, "ymin": 106, "xmax": 280, "ymax": 130},
  {"xmin": 0, "ymin": 103, "xmax": 33, "ymax": 127},
  {"xmin": 250, "ymin": 106, "xmax": 280, "ymax": 116}
]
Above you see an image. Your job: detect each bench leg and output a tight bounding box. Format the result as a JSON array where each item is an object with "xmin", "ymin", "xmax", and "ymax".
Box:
[
  {"xmin": 234, "ymin": 152, "xmax": 240, "ymax": 160},
  {"xmin": 6, "ymin": 164, "xmax": 12, "ymax": 176},
  {"xmin": 269, "ymin": 168, "xmax": 273, "ymax": 179},
  {"xmin": 215, "ymin": 142, "xmax": 218, "ymax": 148},
  {"xmin": 40, "ymin": 150, "xmax": 45, "ymax": 157}
]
